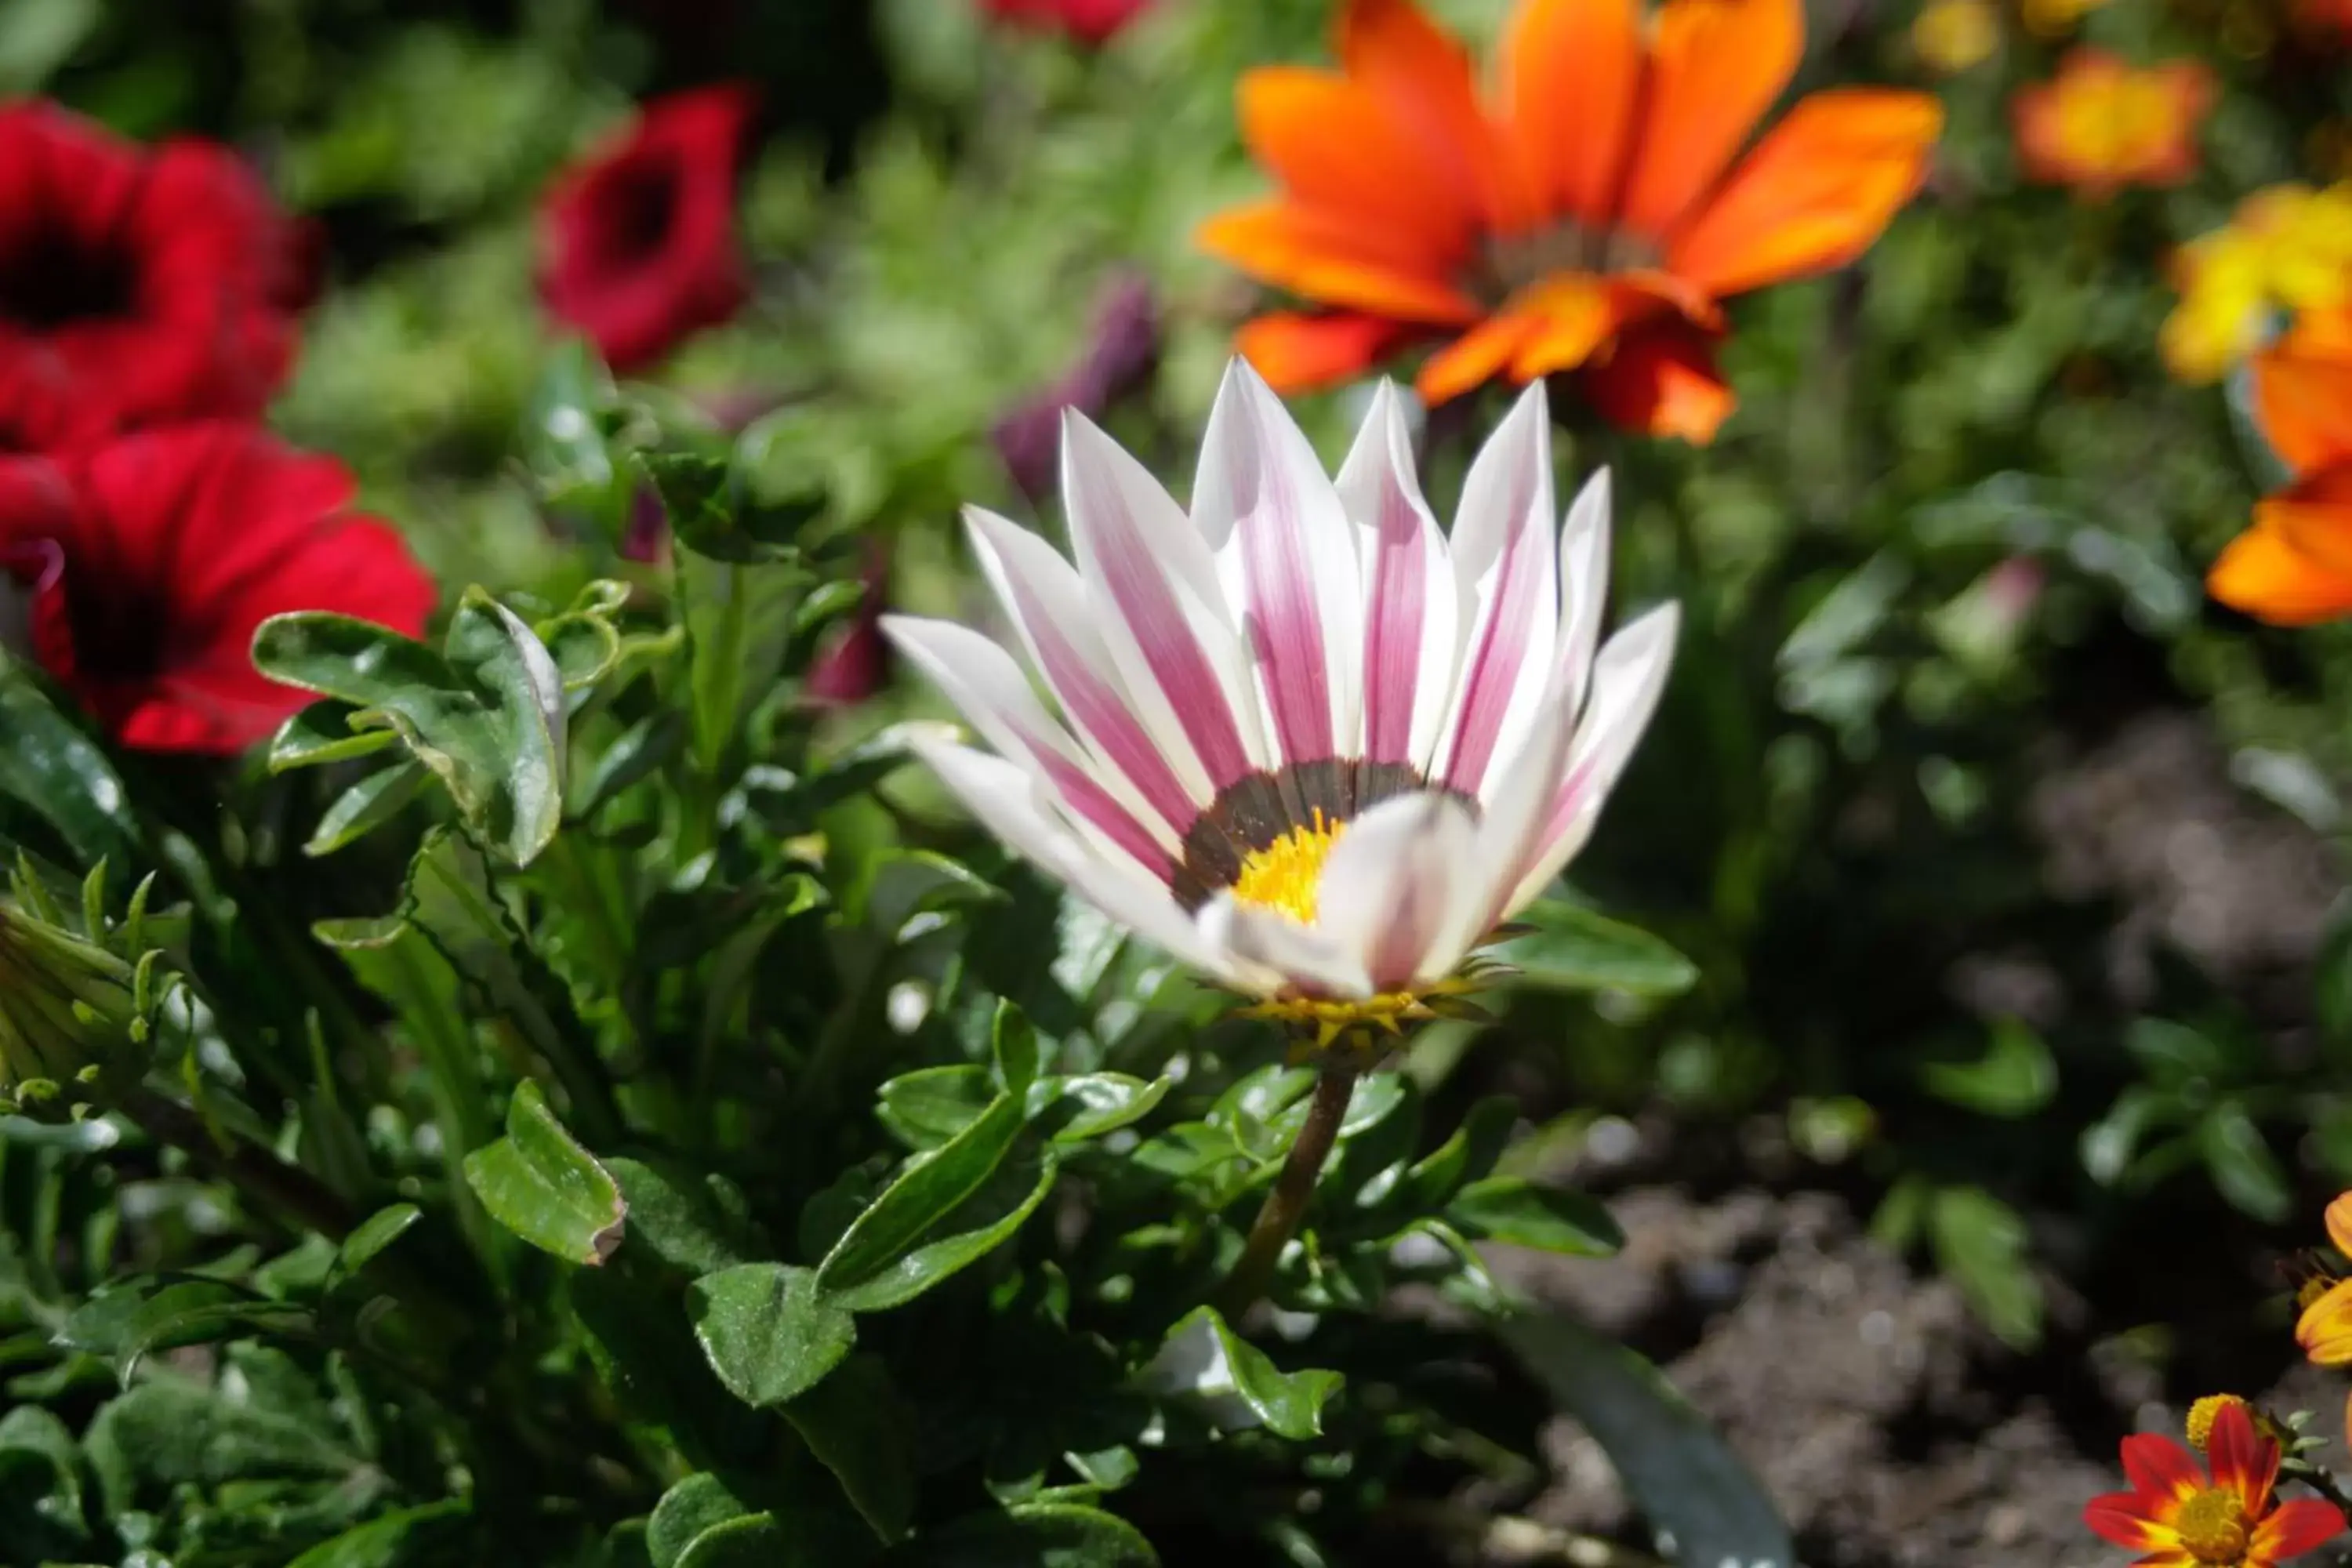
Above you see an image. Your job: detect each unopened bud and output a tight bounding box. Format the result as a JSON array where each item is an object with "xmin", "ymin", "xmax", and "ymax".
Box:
[{"xmin": 0, "ymin": 898, "xmax": 138, "ymax": 1098}]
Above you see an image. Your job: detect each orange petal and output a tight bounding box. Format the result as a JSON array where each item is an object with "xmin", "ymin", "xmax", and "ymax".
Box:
[
  {"xmin": 2209, "ymin": 517, "xmax": 2352, "ymax": 626},
  {"xmin": 1199, "ymin": 201, "xmax": 1485, "ymax": 325},
  {"xmin": 2327, "ymin": 1191, "xmax": 2352, "ymax": 1258},
  {"xmin": 1236, "ymin": 311, "xmax": 1420, "ymax": 393},
  {"xmin": 2252, "ymin": 347, "xmax": 2352, "ymax": 474},
  {"xmin": 1338, "ymin": 0, "xmax": 1535, "ymax": 232},
  {"xmin": 2204, "ymin": 1399, "xmax": 2278, "ymax": 1518},
  {"xmin": 1666, "ymin": 88, "xmax": 1943, "ymax": 296},
  {"xmin": 1500, "ymin": 0, "xmax": 1644, "ymax": 230},
  {"xmin": 1617, "ymin": 0, "xmax": 1806, "ymax": 240},
  {"xmin": 1581, "ymin": 320, "xmax": 1737, "ymax": 442},
  {"xmin": 2284, "ymin": 307, "xmax": 2352, "ymax": 358},
  {"xmin": 1238, "ymin": 67, "xmax": 1481, "ymax": 263},
  {"xmin": 2267, "ymin": 465, "xmax": 2352, "ymax": 578},
  {"xmin": 1415, "ymin": 308, "xmax": 1545, "ymax": 405}
]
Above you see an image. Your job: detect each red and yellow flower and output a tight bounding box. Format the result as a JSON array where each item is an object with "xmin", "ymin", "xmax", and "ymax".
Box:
[
  {"xmin": 2012, "ymin": 49, "xmax": 2213, "ymax": 199},
  {"xmin": 2084, "ymin": 1399, "xmax": 2344, "ymax": 1566},
  {"xmin": 1198, "ymin": 0, "xmax": 1943, "ymax": 441},
  {"xmin": 2207, "ymin": 314, "xmax": 2352, "ymax": 623}
]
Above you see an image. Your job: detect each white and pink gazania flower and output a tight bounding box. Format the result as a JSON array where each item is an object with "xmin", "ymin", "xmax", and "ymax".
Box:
[{"xmin": 882, "ymin": 360, "xmax": 1677, "ymax": 1040}]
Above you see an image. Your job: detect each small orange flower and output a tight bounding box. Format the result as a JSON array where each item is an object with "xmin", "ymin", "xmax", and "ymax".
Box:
[
  {"xmin": 2209, "ymin": 317, "xmax": 2352, "ymax": 624},
  {"xmin": 1198, "ymin": 0, "xmax": 1943, "ymax": 441},
  {"xmin": 2085, "ymin": 1399, "xmax": 2345, "ymax": 1566},
  {"xmin": 2012, "ymin": 49, "xmax": 2214, "ymax": 198}
]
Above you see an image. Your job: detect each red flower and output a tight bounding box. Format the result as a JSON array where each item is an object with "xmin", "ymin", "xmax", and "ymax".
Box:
[
  {"xmin": 0, "ymin": 425, "xmax": 434, "ymax": 753},
  {"xmin": 0, "ymin": 100, "xmax": 309, "ymax": 454},
  {"xmin": 985, "ymin": 0, "xmax": 1154, "ymax": 43},
  {"xmin": 2084, "ymin": 1400, "xmax": 2344, "ymax": 1567},
  {"xmin": 538, "ymin": 85, "xmax": 757, "ymax": 374}
]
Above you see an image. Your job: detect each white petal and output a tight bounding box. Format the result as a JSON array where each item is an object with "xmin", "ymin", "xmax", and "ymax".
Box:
[
  {"xmin": 1194, "ymin": 358, "xmax": 1363, "ymax": 768},
  {"xmin": 880, "ymin": 614, "xmax": 1179, "ymax": 869},
  {"xmin": 964, "ymin": 506, "xmax": 1207, "ymax": 829},
  {"xmin": 1196, "ymin": 894, "xmax": 1373, "ymax": 1000},
  {"xmin": 1311, "ymin": 790, "xmax": 1479, "ymax": 992},
  {"xmin": 1061, "ymin": 414, "xmax": 1273, "ymax": 789},
  {"xmin": 1431, "ymin": 380, "xmax": 1559, "ymax": 802},
  {"xmin": 1501, "ymin": 602, "xmax": 1681, "ymax": 916},
  {"xmin": 1336, "ymin": 381, "xmax": 1461, "ymax": 771},
  {"xmin": 911, "ymin": 736, "xmax": 1240, "ymax": 984},
  {"xmin": 1555, "ymin": 468, "xmax": 1613, "ymax": 723}
]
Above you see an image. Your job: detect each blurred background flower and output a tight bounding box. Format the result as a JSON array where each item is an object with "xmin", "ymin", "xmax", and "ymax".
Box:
[{"xmin": 2011, "ymin": 49, "xmax": 2213, "ymax": 198}]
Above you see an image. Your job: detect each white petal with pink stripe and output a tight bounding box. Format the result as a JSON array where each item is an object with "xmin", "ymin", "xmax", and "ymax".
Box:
[{"xmin": 884, "ymin": 362, "xmax": 1678, "ymax": 1010}]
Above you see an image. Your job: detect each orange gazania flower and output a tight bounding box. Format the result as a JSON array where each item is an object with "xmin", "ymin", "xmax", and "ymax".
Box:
[
  {"xmin": 2012, "ymin": 49, "xmax": 2214, "ymax": 198},
  {"xmin": 2209, "ymin": 314, "xmax": 2352, "ymax": 623},
  {"xmin": 1198, "ymin": 0, "xmax": 1944, "ymax": 442},
  {"xmin": 2297, "ymin": 1193, "xmax": 2352, "ymax": 1443},
  {"xmin": 2084, "ymin": 1399, "xmax": 2344, "ymax": 1567}
]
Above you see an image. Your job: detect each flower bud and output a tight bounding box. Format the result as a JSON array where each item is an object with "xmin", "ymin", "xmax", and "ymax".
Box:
[{"xmin": 0, "ymin": 897, "xmax": 138, "ymax": 1098}]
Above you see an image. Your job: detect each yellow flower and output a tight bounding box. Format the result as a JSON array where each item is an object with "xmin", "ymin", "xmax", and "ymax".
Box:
[
  {"xmin": 2187, "ymin": 1394, "xmax": 2251, "ymax": 1454},
  {"xmin": 2165, "ymin": 184, "xmax": 2352, "ymax": 381},
  {"xmin": 2021, "ymin": 0, "xmax": 2111, "ymax": 38},
  {"xmin": 1914, "ymin": 0, "xmax": 1999, "ymax": 71}
]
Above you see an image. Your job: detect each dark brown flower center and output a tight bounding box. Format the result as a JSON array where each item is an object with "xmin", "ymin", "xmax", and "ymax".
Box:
[
  {"xmin": 1171, "ymin": 759, "xmax": 1472, "ymax": 913},
  {"xmin": 0, "ymin": 229, "xmax": 137, "ymax": 331},
  {"xmin": 64, "ymin": 574, "xmax": 168, "ymax": 684},
  {"xmin": 1464, "ymin": 220, "xmax": 1663, "ymax": 308}
]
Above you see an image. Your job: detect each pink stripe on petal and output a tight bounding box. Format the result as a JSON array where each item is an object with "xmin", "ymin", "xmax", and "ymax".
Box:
[
  {"xmin": 1361, "ymin": 464, "xmax": 1428, "ymax": 766},
  {"xmin": 1240, "ymin": 449, "xmax": 1334, "ymax": 763},
  {"xmin": 1040, "ymin": 753, "xmax": 1172, "ymax": 881},
  {"xmin": 1069, "ymin": 452, "xmax": 1254, "ymax": 788},
  {"xmin": 999, "ymin": 566, "xmax": 1198, "ymax": 832},
  {"xmin": 1443, "ymin": 508, "xmax": 1549, "ymax": 794}
]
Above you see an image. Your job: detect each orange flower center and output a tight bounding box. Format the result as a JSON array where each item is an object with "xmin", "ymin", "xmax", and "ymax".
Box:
[
  {"xmin": 2175, "ymin": 1485, "xmax": 2251, "ymax": 1565},
  {"xmin": 2053, "ymin": 72, "xmax": 2183, "ymax": 173}
]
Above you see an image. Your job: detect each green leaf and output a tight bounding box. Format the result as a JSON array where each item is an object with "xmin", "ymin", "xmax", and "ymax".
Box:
[
  {"xmin": 0, "ymin": 1405, "xmax": 88, "ymax": 1555},
  {"xmin": 1030, "ymin": 1074, "xmax": 1171, "ymax": 1143},
  {"xmin": 334, "ymin": 1203, "xmax": 423, "ymax": 1279},
  {"xmin": 270, "ymin": 699, "xmax": 404, "ymax": 771},
  {"xmin": 877, "ymin": 1066, "xmax": 996, "ymax": 1149},
  {"xmin": 1927, "ymin": 1185, "xmax": 2043, "ymax": 1348},
  {"xmin": 650, "ymin": 1474, "xmax": 750, "ymax": 1568},
  {"xmin": 253, "ymin": 592, "xmax": 568, "ymax": 865},
  {"xmin": 1445, "ymin": 1177, "xmax": 1623, "ymax": 1257},
  {"xmin": 993, "ymin": 1000, "xmax": 1041, "ymax": 1094},
  {"xmin": 1149, "ymin": 1308, "xmax": 1341, "ymax": 1440},
  {"xmin": 688, "ymin": 1263, "xmax": 856, "ymax": 1407},
  {"xmin": 830, "ymin": 1146, "xmax": 1058, "ymax": 1314},
  {"xmin": 286, "ymin": 1501, "xmax": 470, "ymax": 1566},
  {"xmin": 535, "ymin": 580, "xmax": 630, "ymax": 691},
  {"xmin": 58, "ymin": 1278, "xmax": 313, "ymax": 1383},
  {"xmin": 0, "ymin": 664, "xmax": 137, "ymax": 866},
  {"xmin": 2200, "ymin": 1102, "xmax": 2292, "ymax": 1223},
  {"xmin": 679, "ymin": 551, "xmax": 803, "ymax": 774},
  {"xmin": 524, "ymin": 339, "xmax": 629, "ymax": 538},
  {"xmin": 643, "ymin": 450, "xmax": 825, "ymax": 565},
  {"xmin": 0, "ymin": 0, "xmax": 100, "ymax": 95},
  {"xmin": 1922, "ymin": 1018, "xmax": 2056, "ymax": 1118},
  {"xmin": 1402, "ymin": 1097, "xmax": 1518, "ymax": 1207},
  {"xmin": 1479, "ymin": 902, "xmax": 1697, "ymax": 996},
  {"xmin": 1500, "ymin": 1313, "xmax": 1794, "ymax": 1568},
  {"xmin": 606, "ymin": 1157, "xmax": 759, "ymax": 1276},
  {"xmin": 910, "ymin": 1504, "xmax": 1160, "ymax": 1566},
  {"xmin": 818, "ymin": 1094, "xmax": 1025, "ymax": 1297},
  {"xmin": 461, "ymin": 1081, "xmax": 625, "ymax": 1265},
  {"xmin": 676, "ymin": 1512, "xmax": 795, "ymax": 1568},
  {"xmin": 307, "ymin": 760, "xmax": 430, "ymax": 857},
  {"xmin": 574, "ymin": 710, "xmax": 688, "ymax": 821},
  {"xmin": 785, "ymin": 1355, "xmax": 916, "ymax": 1544}
]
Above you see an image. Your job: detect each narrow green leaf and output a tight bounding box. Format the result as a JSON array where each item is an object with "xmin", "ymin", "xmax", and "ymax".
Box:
[
  {"xmin": 524, "ymin": 339, "xmax": 628, "ymax": 537},
  {"xmin": 687, "ymin": 1263, "xmax": 856, "ymax": 1407},
  {"xmin": 1030, "ymin": 1074, "xmax": 1171, "ymax": 1143},
  {"xmin": 307, "ymin": 760, "xmax": 430, "ymax": 857},
  {"xmin": 285, "ymin": 1501, "xmax": 470, "ymax": 1566},
  {"xmin": 1445, "ymin": 1177, "xmax": 1623, "ymax": 1257},
  {"xmin": 335, "ymin": 1203, "xmax": 423, "ymax": 1279},
  {"xmin": 877, "ymin": 1065, "xmax": 996, "ymax": 1149},
  {"xmin": 1922, "ymin": 1018, "xmax": 2056, "ymax": 1118},
  {"xmin": 1149, "ymin": 1308, "xmax": 1341, "ymax": 1440},
  {"xmin": 461, "ymin": 1081, "xmax": 625, "ymax": 1265},
  {"xmin": 785, "ymin": 1355, "xmax": 916, "ymax": 1543},
  {"xmin": 0, "ymin": 666, "xmax": 137, "ymax": 865},
  {"xmin": 57, "ymin": 1278, "xmax": 312, "ymax": 1383},
  {"xmin": 1479, "ymin": 902, "xmax": 1697, "ymax": 996},
  {"xmin": 606, "ymin": 1157, "xmax": 759, "ymax": 1276},
  {"xmin": 270, "ymin": 699, "xmax": 403, "ymax": 771},
  {"xmin": 825, "ymin": 1148, "xmax": 1059, "ymax": 1314},
  {"xmin": 993, "ymin": 1000, "xmax": 1041, "ymax": 1094},
  {"xmin": 1502, "ymin": 1313, "xmax": 1794, "ymax": 1568},
  {"xmin": 818, "ymin": 1094, "xmax": 1025, "ymax": 1296},
  {"xmin": 910, "ymin": 1503, "xmax": 1160, "ymax": 1566},
  {"xmin": 650, "ymin": 1474, "xmax": 749, "ymax": 1568},
  {"xmin": 2200, "ymin": 1102, "xmax": 2292, "ymax": 1223},
  {"xmin": 1927, "ymin": 1184, "xmax": 2043, "ymax": 1348},
  {"xmin": 675, "ymin": 1512, "xmax": 793, "ymax": 1568}
]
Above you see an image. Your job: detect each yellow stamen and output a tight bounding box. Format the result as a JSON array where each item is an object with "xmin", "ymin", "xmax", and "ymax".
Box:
[
  {"xmin": 1231, "ymin": 811, "xmax": 1346, "ymax": 927},
  {"xmin": 2173, "ymin": 1484, "xmax": 2250, "ymax": 1564},
  {"xmin": 2186, "ymin": 1393, "xmax": 2248, "ymax": 1454}
]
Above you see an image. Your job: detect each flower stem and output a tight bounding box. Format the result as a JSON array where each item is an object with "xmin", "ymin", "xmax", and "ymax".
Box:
[{"xmin": 1217, "ymin": 1062, "xmax": 1357, "ymax": 1318}]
